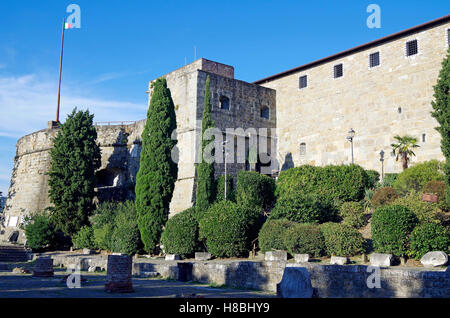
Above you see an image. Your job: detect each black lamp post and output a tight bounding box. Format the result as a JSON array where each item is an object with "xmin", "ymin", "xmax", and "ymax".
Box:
[
  {"xmin": 346, "ymin": 128, "xmax": 355, "ymax": 164},
  {"xmin": 379, "ymin": 150, "xmax": 385, "ymax": 182}
]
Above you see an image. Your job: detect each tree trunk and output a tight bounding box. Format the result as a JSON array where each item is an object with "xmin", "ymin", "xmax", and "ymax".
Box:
[{"xmin": 401, "ymin": 153, "xmax": 408, "ymax": 170}]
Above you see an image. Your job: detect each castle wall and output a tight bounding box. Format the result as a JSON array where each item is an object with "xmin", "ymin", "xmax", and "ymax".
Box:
[{"xmin": 259, "ymin": 22, "xmax": 449, "ymax": 173}]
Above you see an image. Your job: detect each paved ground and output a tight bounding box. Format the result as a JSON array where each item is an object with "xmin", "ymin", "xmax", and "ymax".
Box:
[{"xmin": 0, "ymin": 269, "xmax": 275, "ymax": 298}]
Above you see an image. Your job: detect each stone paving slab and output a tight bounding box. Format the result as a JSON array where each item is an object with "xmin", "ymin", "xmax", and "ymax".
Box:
[{"xmin": 0, "ymin": 272, "xmax": 275, "ymax": 298}]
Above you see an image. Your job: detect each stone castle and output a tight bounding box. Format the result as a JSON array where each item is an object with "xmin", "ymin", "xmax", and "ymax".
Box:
[{"xmin": 1, "ymin": 15, "xmax": 449, "ymax": 243}]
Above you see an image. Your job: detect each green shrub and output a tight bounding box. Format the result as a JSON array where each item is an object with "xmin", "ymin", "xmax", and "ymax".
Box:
[
  {"xmin": 270, "ymin": 193, "xmax": 338, "ymax": 224},
  {"xmin": 199, "ymin": 201, "xmax": 261, "ymax": 258},
  {"xmin": 365, "ymin": 170, "xmax": 380, "ymax": 189},
  {"xmin": 161, "ymin": 208, "xmax": 200, "ymax": 258},
  {"xmin": 319, "ymin": 222, "xmax": 366, "ymax": 257},
  {"xmin": 422, "ymin": 180, "xmax": 449, "ymax": 210},
  {"xmin": 275, "ymin": 164, "xmax": 369, "ymax": 205},
  {"xmin": 371, "ymin": 187, "xmax": 399, "ymax": 208},
  {"xmin": 91, "ymin": 202, "xmax": 118, "ymax": 251},
  {"xmin": 408, "ymin": 223, "xmax": 450, "ymax": 259},
  {"xmin": 215, "ymin": 174, "xmax": 235, "ymax": 202},
  {"xmin": 382, "ymin": 173, "xmax": 398, "ymax": 187},
  {"xmin": 339, "ymin": 201, "xmax": 366, "ymax": 228},
  {"xmin": 371, "ymin": 205, "xmax": 418, "ymax": 256},
  {"xmin": 236, "ymin": 171, "xmax": 275, "ymax": 210},
  {"xmin": 393, "ymin": 160, "xmax": 445, "ymax": 194},
  {"xmin": 283, "ymin": 223, "xmax": 325, "ymax": 257},
  {"xmin": 23, "ymin": 212, "xmax": 57, "ymax": 251},
  {"xmin": 391, "ymin": 191, "xmax": 444, "ymax": 224},
  {"xmin": 72, "ymin": 226, "xmax": 96, "ymax": 250},
  {"xmin": 258, "ymin": 219, "xmax": 296, "ymax": 253},
  {"xmin": 110, "ymin": 201, "xmax": 142, "ymax": 255}
]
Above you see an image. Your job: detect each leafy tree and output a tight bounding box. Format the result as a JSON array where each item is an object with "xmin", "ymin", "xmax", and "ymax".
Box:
[
  {"xmin": 48, "ymin": 109, "xmax": 101, "ymax": 236},
  {"xmin": 390, "ymin": 135, "xmax": 420, "ymax": 170},
  {"xmin": 23, "ymin": 211, "xmax": 57, "ymax": 251},
  {"xmin": 195, "ymin": 75, "xmax": 216, "ymax": 220},
  {"xmin": 431, "ymin": 49, "xmax": 450, "ymax": 204},
  {"xmin": 135, "ymin": 78, "xmax": 178, "ymax": 253}
]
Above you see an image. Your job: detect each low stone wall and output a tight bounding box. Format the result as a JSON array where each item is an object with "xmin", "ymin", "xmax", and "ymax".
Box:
[{"xmin": 47, "ymin": 254, "xmax": 449, "ymax": 297}]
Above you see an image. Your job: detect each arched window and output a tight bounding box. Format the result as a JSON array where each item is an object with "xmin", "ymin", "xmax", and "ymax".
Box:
[
  {"xmin": 260, "ymin": 106, "xmax": 270, "ymax": 119},
  {"xmin": 220, "ymin": 96, "xmax": 230, "ymax": 110},
  {"xmin": 299, "ymin": 142, "xmax": 306, "ymax": 156}
]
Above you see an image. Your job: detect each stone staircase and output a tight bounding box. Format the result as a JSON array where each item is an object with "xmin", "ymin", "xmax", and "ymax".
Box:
[{"xmin": 0, "ymin": 244, "xmax": 31, "ymax": 262}]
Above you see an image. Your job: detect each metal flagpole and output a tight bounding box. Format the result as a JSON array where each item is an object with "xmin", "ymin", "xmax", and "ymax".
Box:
[{"xmin": 56, "ymin": 18, "xmax": 65, "ymax": 123}]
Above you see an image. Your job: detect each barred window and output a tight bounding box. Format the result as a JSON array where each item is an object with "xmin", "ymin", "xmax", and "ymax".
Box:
[
  {"xmin": 369, "ymin": 52, "xmax": 380, "ymax": 68},
  {"xmin": 260, "ymin": 106, "xmax": 270, "ymax": 119},
  {"xmin": 334, "ymin": 64, "xmax": 343, "ymax": 78},
  {"xmin": 406, "ymin": 40, "xmax": 418, "ymax": 56},
  {"xmin": 220, "ymin": 96, "xmax": 230, "ymax": 110},
  {"xmin": 299, "ymin": 75, "xmax": 307, "ymax": 89},
  {"xmin": 299, "ymin": 142, "xmax": 306, "ymax": 156}
]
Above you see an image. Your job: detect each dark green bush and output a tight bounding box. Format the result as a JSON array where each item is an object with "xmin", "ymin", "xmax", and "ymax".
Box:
[
  {"xmin": 381, "ymin": 173, "xmax": 398, "ymax": 188},
  {"xmin": 391, "ymin": 191, "xmax": 444, "ymax": 224},
  {"xmin": 371, "ymin": 187, "xmax": 400, "ymax": 208},
  {"xmin": 393, "ymin": 160, "xmax": 445, "ymax": 194},
  {"xmin": 161, "ymin": 208, "xmax": 200, "ymax": 258},
  {"xmin": 23, "ymin": 212, "xmax": 57, "ymax": 251},
  {"xmin": 199, "ymin": 201, "xmax": 261, "ymax": 258},
  {"xmin": 408, "ymin": 223, "xmax": 450, "ymax": 259},
  {"xmin": 275, "ymin": 164, "xmax": 369, "ymax": 205},
  {"xmin": 319, "ymin": 222, "xmax": 366, "ymax": 256},
  {"xmin": 270, "ymin": 193, "xmax": 338, "ymax": 224},
  {"xmin": 236, "ymin": 171, "xmax": 275, "ymax": 210},
  {"xmin": 215, "ymin": 174, "xmax": 235, "ymax": 202},
  {"xmin": 258, "ymin": 219, "xmax": 296, "ymax": 253},
  {"xmin": 283, "ymin": 223, "xmax": 325, "ymax": 257},
  {"xmin": 339, "ymin": 201, "xmax": 366, "ymax": 228},
  {"xmin": 365, "ymin": 170, "xmax": 380, "ymax": 189},
  {"xmin": 72, "ymin": 226, "xmax": 96, "ymax": 250},
  {"xmin": 371, "ymin": 205, "xmax": 418, "ymax": 256}
]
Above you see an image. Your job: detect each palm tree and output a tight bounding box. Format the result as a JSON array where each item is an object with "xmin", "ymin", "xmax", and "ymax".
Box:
[{"xmin": 390, "ymin": 135, "xmax": 420, "ymax": 170}]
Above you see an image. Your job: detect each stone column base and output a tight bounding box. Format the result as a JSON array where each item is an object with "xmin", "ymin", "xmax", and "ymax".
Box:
[{"xmin": 104, "ymin": 282, "xmax": 134, "ymax": 293}]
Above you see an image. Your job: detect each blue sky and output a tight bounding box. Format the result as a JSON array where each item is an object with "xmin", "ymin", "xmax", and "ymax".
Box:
[{"xmin": 0, "ymin": 0, "xmax": 448, "ymax": 196}]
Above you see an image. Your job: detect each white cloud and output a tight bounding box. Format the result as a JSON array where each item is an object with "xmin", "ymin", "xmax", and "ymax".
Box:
[{"xmin": 0, "ymin": 73, "xmax": 147, "ymax": 138}]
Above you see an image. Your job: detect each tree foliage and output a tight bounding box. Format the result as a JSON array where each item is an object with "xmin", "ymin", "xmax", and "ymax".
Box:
[
  {"xmin": 390, "ymin": 135, "xmax": 420, "ymax": 170},
  {"xmin": 431, "ymin": 49, "xmax": 450, "ymax": 205},
  {"xmin": 48, "ymin": 109, "xmax": 101, "ymax": 236},
  {"xmin": 135, "ymin": 78, "xmax": 178, "ymax": 253}
]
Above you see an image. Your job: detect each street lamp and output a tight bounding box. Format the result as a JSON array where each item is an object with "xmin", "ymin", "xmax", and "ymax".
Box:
[
  {"xmin": 379, "ymin": 150, "xmax": 385, "ymax": 182},
  {"xmin": 222, "ymin": 140, "xmax": 229, "ymax": 200},
  {"xmin": 346, "ymin": 128, "xmax": 355, "ymax": 164}
]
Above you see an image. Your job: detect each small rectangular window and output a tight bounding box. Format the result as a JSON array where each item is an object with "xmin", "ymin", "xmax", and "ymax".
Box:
[
  {"xmin": 369, "ymin": 52, "xmax": 380, "ymax": 68},
  {"xmin": 334, "ymin": 64, "xmax": 343, "ymax": 78},
  {"xmin": 422, "ymin": 133, "xmax": 426, "ymax": 142},
  {"xmin": 299, "ymin": 75, "xmax": 307, "ymax": 89},
  {"xmin": 299, "ymin": 142, "xmax": 306, "ymax": 156},
  {"xmin": 406, "ymin": 40, "xmax": 418, "ymax": 56}
]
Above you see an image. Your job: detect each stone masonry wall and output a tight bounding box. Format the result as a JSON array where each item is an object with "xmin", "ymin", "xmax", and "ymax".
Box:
[{"xmin": 259, "ymin": 22, "xmax": 449, "ymax": 173}]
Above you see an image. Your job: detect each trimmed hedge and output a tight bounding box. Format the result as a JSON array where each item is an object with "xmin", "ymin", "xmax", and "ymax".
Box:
[
  {"xmin": 258, "ymin": 219, "xmax": 296, "ymax": 253},
  {"xmin": 339, "ymin": 201, "xmax": 366, "ymax": 228},
  {"xmin": 199, "ymin": 201, "xmax": 261, "ymax": 258},
  {"xmin": 275, "ymin": 164, "xmax": 369, "ymax": 205},
  {"xmin": 215, "ymin": 174, "xmax": 235, "ymax": 202},
  {"xmin": 319, "ymin": 222, "xmax": 366, "ymax": 257},
  {"xmin": 270, "ymin": 193, "xmax": 338, "ymax": 224},
  {"xmin": 408, "ymin": 223, "xmax": 450, "ymax": 259},
  {"xmin": 371, "ymin": 205, "xmax": 418, "ymax": 256},
  {"xmin": 23, "ymin": 212, "xmax": 57, "ymax": 251},
  {"xmin": 371, "ymin": 187, "xmax": 399, "ymax": 208},
  {"xmin": 393, "ymin": 160, "xmax": 445, "ymax": 194},
  {"xmin": 236, "ymin": 171, "xmax": 275, "ymax": 210},
  {"xmin": 391, "ymin": 191, "xmax": 444, "ymax": 224},
  {"xmin": 161, "ymin": 208, "xmax": 200, "ymax": 258},
  {"xmin": 72, "ymin": 226, "xmax": 96, "ymax": 250},
  {"xmin": 283, "ymin": 223, "xmax": 325, "ymax": 257}
]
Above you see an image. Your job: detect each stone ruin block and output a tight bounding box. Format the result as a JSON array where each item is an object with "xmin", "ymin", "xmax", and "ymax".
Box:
[
  {"xmin": 421, "ymin": 251, "xmax": 448, "ymax": 267},
  {"xmin": 104, "ymin": 254, "xmax": 134, "ymax": 293},
  {"xmin": 195, "ymin": 252, "xmax": 212, "ymax": 261},
  {"xmin": 370, "ymin": 253, "xmax": 393, "ymax": 267},
  {"xmin": 32, "ymin": 257, "xmax": 54, "ymax": 277},
  {"xmin": 165, "ymin": 254, "xmax": 180, "ymax": 261},
  {"xmin": 330, "ymin": 256, "xmax": 349, "ymax": 265},
  {"xmin": 294, "ymin": 254, "xmax": 309, "ymax": 263},
  {"xmin": 265, "ymin": 251, "xmax": 287, "ymax": 262}
]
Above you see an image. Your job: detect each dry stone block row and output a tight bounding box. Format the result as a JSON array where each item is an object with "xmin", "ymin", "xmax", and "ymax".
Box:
[
  {"xmin": 195, "ymin": 252, "xmax": 212, "ymax": 261},
  {"xmin": 32, "ymin": 257, "xmax": 54, "ymax": 277},
  {"xmin": 370, "ymin": 253, "xmax": 393, "ymax": 267},
  {"xmin": 294, "ymin": 254, "xmax": 309, "ymax": 263},
  {"xmin": 265, "ymin": 251, "xmax": 287, "ymax": 262},
  {"xmin": 104, "ymin": 254, "xmax": 134, "ymax": 293},
  {"xmin": 330, "ymin": 256, "xmax": 349, "ymax": 265}
]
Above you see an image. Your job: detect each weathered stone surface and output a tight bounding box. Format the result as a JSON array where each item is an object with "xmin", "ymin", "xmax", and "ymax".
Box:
[
  {"xmin": 294, "ymin": 254, "xmax": 309, "ymax": 263},
  {"xmin": 165, "ymin": 254, "xmax": 180, "ymax": 261},
  {"xmin": 420, "ymin": 251, "xmax": 448, "ymax": 267},
  {"xmin": 82, "ymin": 248, "xmax": 93, "ymax": 255},
  {"xmin": 33, "ymin": 257, "xmax": 53, "ymax": 277},
  {"xmin": 265, "ymin": 251, "xmax": 287, "ymax": 262},
  {"xmin": 195, "ymin": 252, "xmax": 212, "ymax": 261},
  {"xmin": 330, "ymin": 256, "xmax": 349, "ymax": 265},
  {"xmin": 139, "ymin": 271, "xmax": 160, "ymax": 278},
  {"xmin": 277, "ymin": 267, "xmax": 313, "ymax": 298},
  {"xmin": 88, "ymin": 266, "xmax": 102, "ymax": 272},
  {"xmin": 105, "ymin": 254, "xmax": 133, "ymax": 293},
  {"xmin": 370, "ymin": 253, "xmax": 393, "ymax": 267}
]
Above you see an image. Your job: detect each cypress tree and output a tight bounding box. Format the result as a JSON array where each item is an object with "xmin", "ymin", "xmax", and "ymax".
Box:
[
  {"xmin": 135, "ymin": 78, "xmax": 178, "ymax": 253},
  {"xmin": 48, "ymin": 109, "xmax": 101, "ymax": 236},
  {"xmin": 431, "ymin": 49, "xmax": 450, "ymax": 204},
  {"xmin": 195, "ymin": 75, "xmax": 216, "ymax": 220}
]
